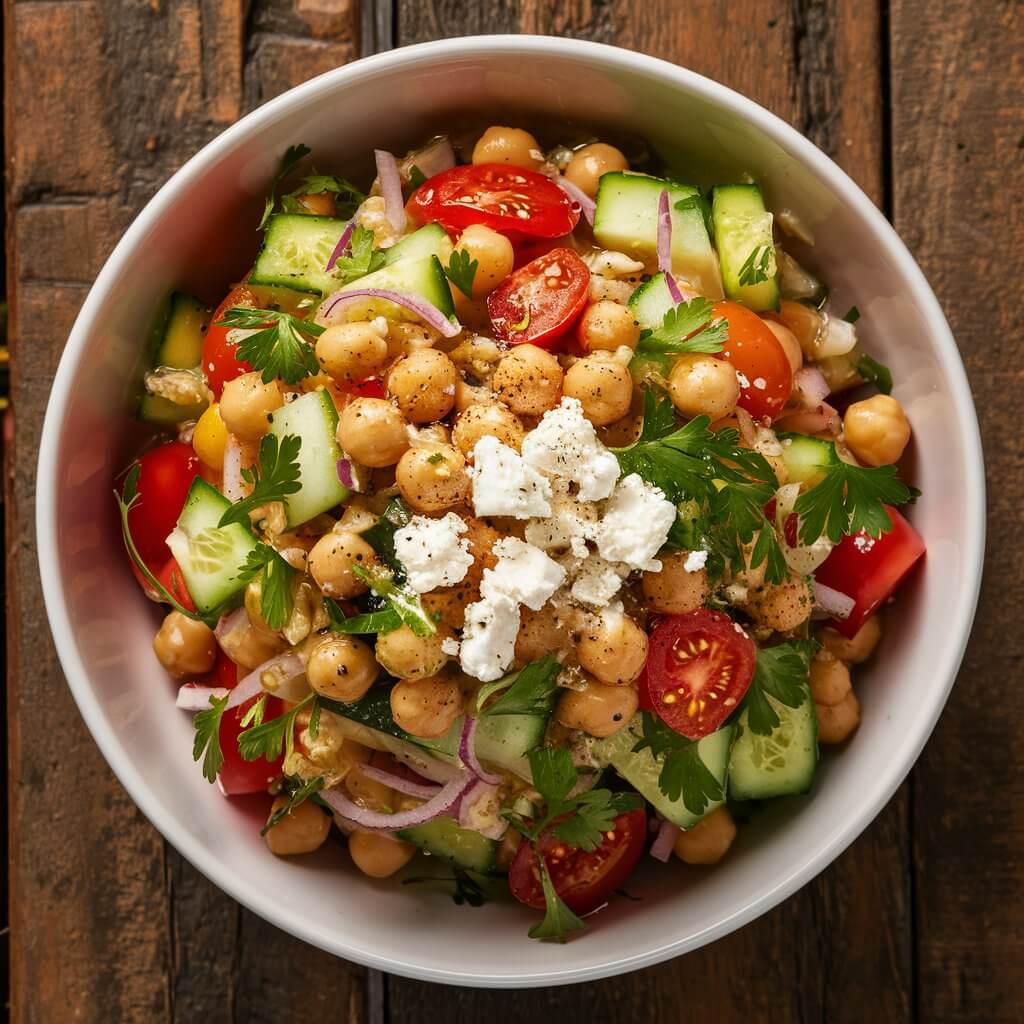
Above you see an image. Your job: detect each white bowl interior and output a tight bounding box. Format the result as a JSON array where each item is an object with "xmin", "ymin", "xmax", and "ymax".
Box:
[{"xmin": 38, "ymin": 38, "xmax": 984, "ymax": 986}]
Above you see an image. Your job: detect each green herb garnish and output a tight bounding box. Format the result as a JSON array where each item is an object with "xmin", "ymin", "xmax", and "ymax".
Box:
[
  {"xmin": 444, "ymin": 248, "xmax": 479, "ymax": 299},
  {"xmin": 631, "ymin": 712, "xmax": 724, "ymax": 815},
  {"xmin": 215, "ymin": 306, "xmax": 323, "ymax": 385},
  {"xmin": 740, "ymin": 640, "xmax": 817, "ymax": 735},
  {"xmin": 856, "ymin": 352, "xmax": 893, "ymax": 394},
  {"xmin": 262, "ymin": 776, "xmax": 327, "ymax": 836},
  {"xmin": 352, "ymin": 564, "xmax": 436, "ymax": 637},
  {"xmin": 636, "ymin": 297, "xmax": 729, "ymax": 356},
  {"xmin": 233, "ymin": 543, "xmax": 296, "ymax": 630},
  {"xmin": 477, "ymin": 656, "xmax": 561, "ymax": 717},
  {"xmin": 737, "ymin": 244, "xmax": 775, "ymax": 286},
  {"xmin": 192, "ymin": 693, "xmax": 230, "ymax": 783},
  {"xmin": 218, "ymin": 433, "xmax": 302, "ymax": 529},
  {"xmin": 326, "ymin": 598, "xmax": 403, "ymax": 635},
  {"xmin": 238, "ymin": 692, "xmax": 318, "ymax": 763},
  {"xmin": 329, "ymin": 225, "xmax": 386, "ymax": 285},
  {"xmin": 281, "ymin": 173, "xmax": 365, "ymax": 219}
]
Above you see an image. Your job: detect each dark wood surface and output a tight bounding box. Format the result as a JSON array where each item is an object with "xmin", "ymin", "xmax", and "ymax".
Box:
[{"xmin": 4, "ymin": 1, "xmax": 1019, "ymax": 1020}]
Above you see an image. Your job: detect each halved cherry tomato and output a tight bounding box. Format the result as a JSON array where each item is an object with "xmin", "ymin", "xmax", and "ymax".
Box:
[
  {"xmin": 343, "ymin": 375, "xmax": 386, "ymax": 400},
  {"xmin": 131, "ymin": 555, "xmax": 196, "ymax": 611},
  {"xmin": 813, "ymin": 505, "xmax": 925, "ymax": 638},
  {"xmin": 487, "ymin": 247, "xmax": 590, "ymax": 348},
  {"xmin": 409, "ymin": 164, "xmax": 579, "ymax": 239},
  {"xmin": 202, "ymin": 284, "xmax": 260, "ymax": 398},
  {"xmin": 646, "ymin": 609, "xmax": 757, "ymax": 740},
  {"xmin": 509, "ymin": 809, "xmax": 647, "ymax": 916},
  {"xmin": 218, "ymin": 694, "xmax": 285, "ymax": 797},
  {"xmin": 715, "ymin": 300, "xmax": 793, "ymax": 421},
  {"xmin": 126, "ymin": 442, "xmax": 200, "ymax": 568}
]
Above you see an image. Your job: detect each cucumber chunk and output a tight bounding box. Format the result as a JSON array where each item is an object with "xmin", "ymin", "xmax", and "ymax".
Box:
[
  {"xmin": 139, "ymin": 293, "xmax": 210, "ymax": 425},
  {"xmin": 166, "ymin": 478, "xmax": 259, "ymax": 614},
  {"xmin": 251, "ymin": 213, "xmax": 353, "ymax": 296},
  {"xmin": 397, "ymin": 816, "xmax": 498, "ymax": 874},
  {"xmin": 330, "ymin": 254, "xmax": 455, "ymax": 323},
  {"xmin": 267, "ymin": 389, "xmax": 349, "ymax": 528},
  {"xmin": 728, "ymin": 689, "xmax": 818, "ymax": 799},
  {"xmin": 592, "ymin": 715, "xmax": 733, "ymax": 829},
  {"xmin": 594, "ymin": 172, "xmax": 723, "ymax": 299},
  {"xmin": 778, "ymin": 433, "xmax": 838, "ymax": 486},
  {"xmin": 627, "ymin": 272, "xmax": 677, "ymax": 332},
  {"xmin": 711, "ymin": 184, "xmax": 780, "ymax": 312},
  {"xmin": 383, "ymin": 223, "xmax": 453, "ymax": 266}
]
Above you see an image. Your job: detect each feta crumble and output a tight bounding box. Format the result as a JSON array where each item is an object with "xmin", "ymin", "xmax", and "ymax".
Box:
[
  {"xmin": 470, "ymin": 436, "xmax": 552, "ymax": 519},
  {"xmin": 684, "ymin": 549, "xmax": 709, "ymax": 573},
  {"xmin": 440, "ymin": 637, "xmax": 461, "ymax": 657},
  {"xmin": 571, "ymin": 555, "xmax": 628, "ymax": 607},
  {"xmin": 393, "ymin": 513, "xmax": 474, "ymax": 594},
  {"xmin": 595, "ymin": 473, "xmax": 677, "ymax": 572},
  {"xmin": 459, "ymin": 594, "xmax": 520, "ymax": 682},
  {"xmin": 481, "ymin": 537, "xmax": 566, "ymax": 611}
]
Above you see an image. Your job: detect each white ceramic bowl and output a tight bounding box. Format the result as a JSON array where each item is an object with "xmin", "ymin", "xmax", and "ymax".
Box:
[{"xmin": 37, "ymin": 36, "xmax": 984, "ymax": 987}]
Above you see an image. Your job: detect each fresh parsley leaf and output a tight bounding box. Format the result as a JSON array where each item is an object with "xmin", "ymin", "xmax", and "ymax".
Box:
[
  {"xmin": 528, "ymin": 747, "xmax": 577, "ymax": 805},
  {"xmin": 674, "ymin": 193, "xmax": 713, "ymax": 237},
  {"xmin": 360, "ymin": 497, "xmax": 412, "ymax": 571},
  {"xmin": 407, "ymin": 164, "xmax": 428, "ymax": 190},
  {"xmin": 218, "ymin": 433, "xmax": 302, "ymax": 530},
  {"xmin": 325, "ymin": 598, "xmax": 403, "ymax": 635},
  {"xmin": 240, "ymin": 694, "xmax": 267, "ymax": 729},
  {"xmin": 632, "ymin": 712, "xmax": 724, "ymax": 815},
  {"xmin": 262, "ymin": 775, "xmax": 326, "ymax": 836},
  {"xmin": 793, "ymin": 455, "xmax": 913, "ymax": 544},
  {"xmin": 215, "ymin": 306, "xmax": 323, "ymax": 385},
  {"xmin": 737, "ymin": 244, "xmax": 775, "ymax": 287},
  {"xmin": 552, "ymin": 789, "xmax": 641, "ymax": 852},
  {"xmin": 527, "ymin": 856, "xmax": 587, "ymax": 943},
  {"xmin": 479, "ymin": 656, "xmax": 561, "ymax": 718},
  {"xmin": 444, "ymin": 248, "xmax": 479, "ymax": 298},
  {"xmin": 741, "ymin": 640, "xmax": 817, "ymax": 735},
  {"xmin": 636, "ymin": 297, "xmax": 729, "ymax": 355},
  {"xmin": 192, "ymin": 693, "xmax": 229, "ymax": 783},
  {"xmin": 234, "ymin": 543, "xmax": 295, "ymax": 630},
  {"xmin": 283, "ymin": 173, "xmax": 365, "ymax": 219},
  {"xmin": 238, "ymin": 692, "xmax": 317, "ymax": 763},
  {"xmin": 856, "ymin": 352, "xmax": 893, "ymax": 395},
  {"xmin": 330, "ymin": 225, "xmax": 386, "ymax": 285},
  {"xmin": 843, "ymin": 305, "xmax": 861, "ymax": 324},
  {"xmin": 260, "ymin": 143, "xmax": 311, "ymax": 230},
  {"xmin": 352, "ymin": 564, "xmax": 436, "ymax": 637}
]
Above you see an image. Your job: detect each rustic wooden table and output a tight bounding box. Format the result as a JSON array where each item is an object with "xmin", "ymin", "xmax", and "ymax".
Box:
[{"xmin": 6, "ymin": 1, "xmax": 1020, "ymax": 1020}]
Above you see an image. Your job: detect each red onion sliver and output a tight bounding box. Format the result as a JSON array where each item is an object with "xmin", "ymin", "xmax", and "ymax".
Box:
[
  {"xmin": 222, "ymin": 437, "xmax": 244, "ymax": 502},
  {"xmin": 793, "ymin": 366, "xmax": 831, "ymax": 408},
  {"xmin": 657, "ymin": 189, "xmax": 672, "ymax": 273},
  {"xmin": 358, "ymin": 765, "xmax": 443, "ymax": 800},
  {"xmin": 336, "ymin": 457, "xmax": 355, "ymax": 490},
  {"xmin": 375, "ymin": 149, "xmax": 406, "ymax": 235},
  {"xmin": 554, "ymin": 175, "xmax": 595, "ymax": 225},
  {"xmin": 175, "ymin": 684, "xmax": 229, "ymax": 711},
  {"xmin": 775, "ymin": 401, "xmax": 840, "ymax": 436},
  {"xmin": 325, "ymin": 220, "xmax": 355, "ymax": 272},
  {"xmin": 214, "ymin": 607, "xmax": 247, "ymax": 644},
  {"xmin": 650, "ymin": 818, "xmax": 679, "ymax": 862},
  {"xmin": 813, "ymin": 581, "xmax": 856, "ymax": 620},
  {"xmin": 458, "ymin": 779, "xmax": 508, "ymax": 840},
  {"xmin": 665, "ymin": 272, "xmax": 685, "ymax": 305},
  {"xmin": 459, "ymin": 716, "xmax": 503, "ymax": 785},
  {"xmin": 321, "ymin": 770, "xmax": 471, "ymax": 831},
  {"xmin": 227, "ymin": 651, "xmax": 305, "ymax": 711},
  {"xmin": 318, "ymin": 288, "xmax": 461, "ymax": 338}
]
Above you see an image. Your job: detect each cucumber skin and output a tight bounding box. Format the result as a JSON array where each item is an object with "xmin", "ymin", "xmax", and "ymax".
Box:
[
  {"xmin": 627, "ymin": 272, "xmax": 676, "ymax": 332},
  {"xmin": 777, "ymin": 433, "xmax": 838, "ymax": 485},
  {"xmin": 397, "ymin": 817, "xmax": 498, "ymax": 875},
  {"xmin": 333, "ymin": 255, "xmax": 455, "ymax": 321},
  {"xmin": 251, "ymin": 214, "xmax": 351, "ymax": 296},
  {"xmin": 711, "ymin": 184, "xmax": 780, "ymax": 313},
  {"xmin": 383, "ymin": 223, "xmax": 453, "ymax": 266}
]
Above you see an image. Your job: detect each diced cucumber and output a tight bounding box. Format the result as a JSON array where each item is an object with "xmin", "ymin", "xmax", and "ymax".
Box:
[
  {"xmin": 728, "ymin": 688, "xmax": 818, "ymax": 799},
  {"xmin": 627, "ymin": 272, "xmax": 677, "ymax": 332},
  {"xmin": 591, "ymin": 715, "xmax": 734, "ymax": 829},
  {"xmin": 139, "ymin": 293, "xmax": 211, "ymax": 425},
  {"xmin": 251, "ymin": 213, "xmax": 353, "ymax": 296},
  {"xmin": 397, "ymin": 816, "xmax": 498, "ymax": 874},
  {"xmin": 594, "ymin": 172, "xmax": 723, "ymax": 298},
  {"xmin": 383, "ymin": 223, "xmax": 453, "ymax": 266},
  {"xmin": 711, "ymin": 184, "xmax": 780, "ymax": 312},
  {"xmin": 166, "ymin": 478, "xmax": 259, "ymax": 615},
  {"xmin": 778, "ymin": 433, "xmax": 838, "ymax": 485},
  {"xmin": 267, "ymin": 389, "xmax": 349, "ymax": 528},
  {"xmin": 331, "ymin": 255, "xmax": 455, "ymax": 323}
]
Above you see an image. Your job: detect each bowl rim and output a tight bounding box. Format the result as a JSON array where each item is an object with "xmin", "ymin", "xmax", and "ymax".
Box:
[{"xmin": 36, "ymin": 34, "xmax": 986, "ymax": 987}]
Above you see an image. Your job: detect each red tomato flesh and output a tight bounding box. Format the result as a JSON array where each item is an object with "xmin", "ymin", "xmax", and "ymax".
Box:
[
  {"xmin": 126, "ymin": 442, "xmax": 200, "ymax": 568},
  {"xmin": 509, "ymin": 809, "xmax": 647, "ymax": 916},
  {"xmin": 218, "ymin": 692, "xmax": 285, "ymax": 797},
  {"xmin": 814, "ymin": 505, "xmax": 925, "ymax": 638},
  {"xmin": 409, "ymin": 164, "xmax": 579, "ymax": 239},
  {"xmin": 715, "ymin": 300, "xmax": 793, "ymax": 421},
  {"xmin": 131, "ymin": 555, "xmax": 196, "ymax": 611},
  {"xmin": 646, "ymin": 610, "xmax": 757, "ymax": 739},
  {"xmin": 203, "ymin": 283, "xmax": 260, "ymax": 398},
  {"xmin": 487, "ymin": 246, "xmax": 590, "ymax": 347}
]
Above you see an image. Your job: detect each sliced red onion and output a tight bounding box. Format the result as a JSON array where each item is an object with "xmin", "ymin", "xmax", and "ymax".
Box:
[
  {"xmin": 554, "ymin": 175, "xmax": 595, "ymax": 225},
  {"xmin": 375, "ymin": 149, "xmax": 406, "ymax": 235},
  {"xmin": 459, "ymin": 716, "xmax": 503, "ymax": 785},
  {"xmin": 227, "ymin": 651, "xmax": 305, "ymax": 711},
  {"xmin": 458, "ymin": 779, "xmax": 508, "ymax": 840},
  {"xmin": 321, "ymin": 770, "xmax": 471, "ymax": 831},
  {"xmin": 650, "ymin": 818, "xmax": 679, "ymax": 862},
  {"xmin": 175, "ymin": 683, "xmax": 229, "ymax": 711},
  {"xmin": 735, "ymin": 406, "xmax": 758, "ymax": 447},
  {"xmin": 325, "ymin": 220, "xmax": 355, "ymax": 272},
  {"xmin": 813, "ymin": 581, "xmax": 856, "ymax": 620},
  {"xmin": 336, "ymin": 457, "xmax": 356, "ymax": 490},
  {"xmin": 358, "ymin": 765, "xmax": 442, "ymax": 800},
  {"xmin": 665, "ymin": 272, "xmax": 685, "ymax": 305},
  {"xmin": 214, "ymin": 607, "xmax": 247, "ymax": 645},
  {"xmin": 222, "ymin": 437, "xmax": 244, "ymax": 502},
  {"xmin": 793, "ymin": 366, "xmax": 831, "ymax": 408},
  {"xmin": 657, "ymin": 189, "xmax": 672, "ymax": 273},
  {"xmin": 775, "ymin": 401, "xmax": 840, "ymax": 436},
  {"xmin": 318, "ymin": 288, "xmax": 461, "ymax": 338}
]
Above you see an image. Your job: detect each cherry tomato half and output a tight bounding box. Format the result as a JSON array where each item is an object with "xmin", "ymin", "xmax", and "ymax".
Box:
[
  {"xmin": 487, "ymin": 246, "xmax": 590, "ymax": 348},
  {"xmin": 218, "ymin": 694, "xmax": 285, "ymax": 797},
  {"xmin": 715, "ymin": 301, "xmax": 793, "ymax": 421},
  {"xmin": 646, "ymin": 609, "xmax": 757, "ymax": 740},
  {"xmin": 509, "ymin": 809, "xmax": 647, "ymax": 916},
  {"xmin": 131, "ymin": 555, "xmax": 196, "ymax": 611},
  {"xmin": 813, "ymin": 505, "xmax": 925, "ymax": 638},
  {"xmin": 126, "ymin": 442, "xmax": 200, "ymax": 568},
  {"xmin": 202, "ymin": 284, "xmax": 260, "ymax": 398},
  {"xmin": 409, "ymin": 164, "xmax": 579, "ymax": 239}
]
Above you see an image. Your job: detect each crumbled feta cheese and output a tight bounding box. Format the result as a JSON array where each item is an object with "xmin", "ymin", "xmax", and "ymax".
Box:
[
  {"xmin": 520, "ymin": 398, "xmax": 620, "ymax": 501},
  {"xmin": 393, "ymin": 513, "xmax": 474, "ymax": 593},
  {"xmin": 595, "ymin": 473, "xmax": 677, "ymax": 572},
  {"xmin": 570, "ymin": 555, "xmax": 628, "ymax": 607},
  {"xmin": 481, "ymin": 537, "xmax": 566, "ymax": 611},
  {"xmin": 470, "ymin": 436, "xmax": 552, "ymax": 519},
  {"xmin": 684, "ymin": 549, "xmax": 709, "ymax": 573},
  {"xmin": 459, "ymin": 594, "xmax": 520, "ymax": 682},
  {"xmin": 440, "ymin": 637, "xmax": 461, "ymax": 657}
]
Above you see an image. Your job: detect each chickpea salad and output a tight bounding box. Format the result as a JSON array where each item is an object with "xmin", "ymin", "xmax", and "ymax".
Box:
[{"xmin": 120, "ymin": 126, "xmax": 924, "ymax": 942}]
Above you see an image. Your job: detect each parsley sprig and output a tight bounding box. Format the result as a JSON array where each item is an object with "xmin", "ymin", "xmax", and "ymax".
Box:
[
  {"xmin": 330, "ymin": 225, "xmax": 386, "ymax": 285},
  {"xmin": 476, "ymin": 656, "xmax": 561, "ymax": 718},
  {"xmin": 192, "ymin": 693, "xmax": 230, "ymax": 783},
  {"xmin": 262, "ymin": 775, "xmax": 327, "ymax": 835},
  {"xmin": 281, "ymin": 173, "xmax": 365, "ymax": 219},
  {"xmin": 326, "ymin": 598, "xmax": 402, "ymax": 635},
  {"xmin": 238, "ymin": 692, "xmax": 320, "ymax": 763},
  {"xmin": 361, "ymin": 497, "xmax": 412, "ymax": 571},
  {"xmin": 636, "ymin": 297, "xmax": 729, "ymax": 356},
  {"xmin": 737, "ymin": 244, "xmax": 775, "ymax": 286},
  {"xmin": 856, "ymin": 352, "xmax": 893, "ymax": 394},
  {"xmin": 259, "ymin": 144, "xmax": 311, "ymax": 230},
  {"xmin": 740, "ymin": 640, "xmax": 817, "ymax": 735},
  {"xmin": 214, "ymin": 307, "xmax": 323, "ymax": 385},
  {"xmin": 444, "ymin": 249, "xmax": 479, "ymax": 298},
  {"xmin": 631, "ymin": 712, "xmax": 724, "ymax": 815},
  {"xmin": 218, "ymin": 433, "xmax": 302, "ymax": 529},
  {"xmin": 234, "ymin": 543, "xmax": 296, "ymax": 630},
  {"xmin": 352, "ymin": 564, "xmax": 436, "ymax": 637}
]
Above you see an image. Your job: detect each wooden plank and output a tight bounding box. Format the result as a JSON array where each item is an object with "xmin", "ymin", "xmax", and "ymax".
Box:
[
  {"xmin": 388, "ymin": 2, "xmax": 910, "ymax": 1018},
  {"xmin": 890, "ymin": 1, "xmax": 1024, "ymax": 1021},
  {"xmin": 5, "ymin": 1, "xmax": 366, "ymax": 1020}
]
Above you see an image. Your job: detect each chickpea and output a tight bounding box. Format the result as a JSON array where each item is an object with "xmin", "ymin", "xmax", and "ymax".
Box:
[
  {"xmin": 668, "ymin": 354, "xmax": 739, "ymax": 421},
  {"xmin": 515, "ymin": 604, "xmax": 571, "ymax": 664},
  {"xmin": 577, "ymin": 300, "xmax": 641, "ymax": 352},
  {"xmin": 244, "ymin": 577, "xmax": 279, "ymax": 638},
  {"xmin": 673, "ymin": 807, "xmax": 737, "ymax": 865},
  {"xmin": 193, "ymin": 402, "xmax": 229, "ymax": 470},
  {"xmin": 454, "ymin": 377, "xmax": 490, "ymax": 412},
  {"xmin": 264, "ymin": 796, "xmax": 331, "ymax": 856},
  {"xmin": 152, "ymin": 611, "xmax": 216, "ymax": 678},
  {"xmin": 763, "ymin": 319, "xmax": 803, "ymax": 374},
  {"xmin": 316, "ymin": 321, "xmax": 388, "ymax": 384},
  {"xmin": 563, "ymin": 357, "xmax": 633, "ymax": 426},
  {"xmin": 218, "ymin": 620, "xmax": 285, "ymax": 670},
  {"xmin": 390, "ymin": 674, "xmax": 463, "ymax": 738},
  {"xmin": 452, "ymin": 401, "xmax": 525, "ymax": 455},
  {"xmin": 843, "ymin": 395, "xmax": 911, "ymax": 467},
  {"xmin": 387, "ymin": 348, "xmax": 459, "ymax": 423},
  {"xmin": 816, "ymin": 690, "xmax": 861, "ymax": 744},
  {"xmin": 295, "ymin": 191, "xmax": 336, "ymax": 217},
  {"xmin": 307, "ymin": 530, "xmax": 378, "ymax": 599},
  {"xmin": 345, "ymin": 753, "xmax": 396, "ymax": 812},
  {"xmin": 809, "ymin": 650, "xmax": 852, "ymax": 706},
  {"xmin": 747, "ymin": 574, "xmax": 814, "ymax": 632},
  {"xmin": 456, "ymin": 224, "xmax": 515, "ymax": 297},
  {"xmin": 375, "ymin": 624, "xmax": 453, "ymax": 681},
  {"xmin": 492, "ymin": 345, "xmax": 564, "ymax": 417},
  {"xmin": 335, "ymin": 397, "xmax": 410, "ymax": 468},
  {"xmin": 395, "ymin": 443, "xmax": 470, "ymax": 512},
  {"xmin": 386, "ymin": 321, "xmax": 440, "ymax": 357},
  {"xmin": 556, "ymin": 677, "xmax": 638, "ymax": 739},
  {"xmin": 306, "ymin": 634, "xmax": 379, "ymax": 702},
  {"xmin": 219, "ymin": 371, "xmax": 284, "ymax": 441},
  {"xmin": 576, "ymin": 611, "xmax": 648, "ymax": 686},
  {"xmin": 564, "ymin": 142, "xmax": 629, "ymax": 198},
  {"xmin": 421, "ymin": 580, "xmax": 476, "ymax": 631},
  {"xmin": 348, "ymin": 830, "xmax": 417, "ymax": 879},
  {"xmin": 471, "ymin": 125, "xmax": 543, "ymax": 170},
  {"xmin": 821, "ymin": 616, "xmax": 881, "ymax": 664},
  {"xmin": 642, "ymin": 552, "xmax": 709, "ymax": 615}
]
